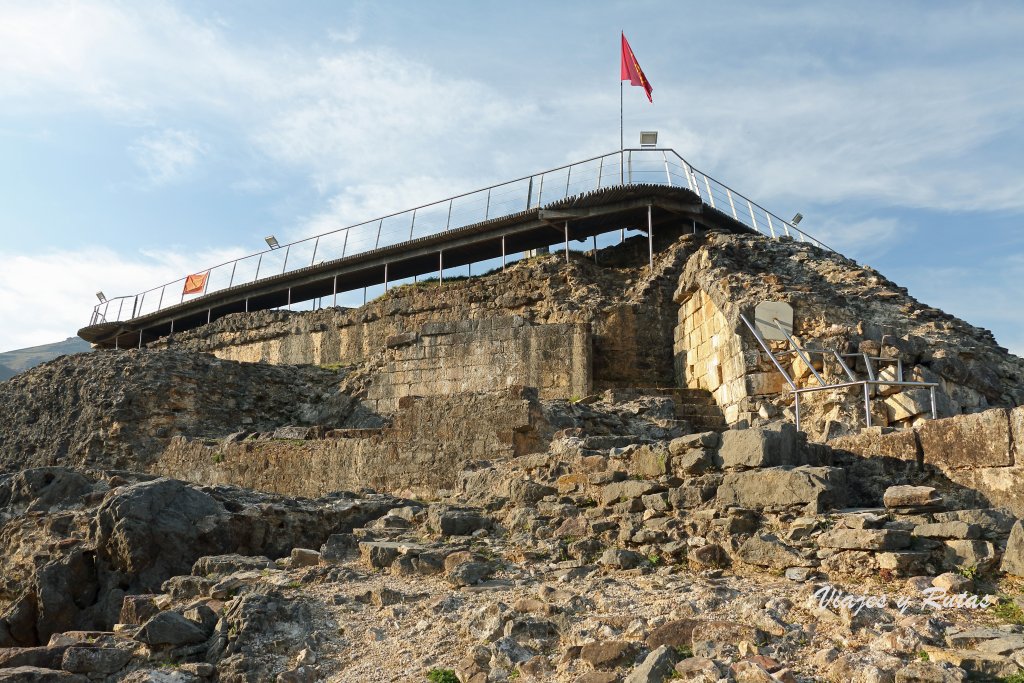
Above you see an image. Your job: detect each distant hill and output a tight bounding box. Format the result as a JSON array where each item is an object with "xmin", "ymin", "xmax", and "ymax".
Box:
[{"xmin": 0, "ymin": 337, "xmax": 92, "ymax": 378}]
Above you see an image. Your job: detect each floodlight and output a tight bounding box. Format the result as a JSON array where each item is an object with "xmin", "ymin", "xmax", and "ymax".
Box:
[
  {"xmin": 265, "ymin": 235, "xmax": 280, "ymax": 249},
  {"xmin": 96, "ymin": 291, "xmax": 107, "ymax": 303},
  {"xmin": 791, "ymin": 213, "xmax": 804, "ymax": 226},
  {"xmin": 640, "ymin": 131, "xmax": 658, "ymax": 147}
]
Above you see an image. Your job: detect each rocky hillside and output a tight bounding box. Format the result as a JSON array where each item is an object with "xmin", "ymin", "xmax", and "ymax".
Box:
[
  {"xmin": 0, "ymin": 337, "xmax": 92, "ymax": 375},
  {"xmin": 2, "ymin": 415, "xmax": 1024, "ymax": 681},
  {"xmin": 0, "ymin": 350, "xmax": 381, "ymax": 473}
]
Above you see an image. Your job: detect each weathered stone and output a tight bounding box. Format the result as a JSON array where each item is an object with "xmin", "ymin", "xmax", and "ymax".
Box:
[
  {"xmin": 134, "ymin": 611, "xmax": 208, "ymax": 647},
  {"xmin": 579, "ymin": 640, "xmax": 640, "ymax": 669},
  {"xmin": 192, "ymin": 554, "xmax": 273, "ymax": 577},
  {"xmin": 933, "ymin": 508, "xmax": 1015, "ymax": 539},
  {"xmin": 61, "ymin": 646, "xmax": 133, "ymax": 675},
  {"xmin": 894, "ymin": 660, "xmax": 966, "ymax": 683},
  {"xmin": 673, "ymin": 448, "xmax": 715, "ymax": 476},
  {"xmin": 913, "ymin": 522, "xmax": 980, "ymax": 540},
  {"xmin": 446, "ymin": 561, "xmax": 494, "ymax": 587},
  {"xmin": 943, "ymin": 540, "xmax": 997, "ymax": 571},
  {"xmin": 290, "ymin": 548, "xmax": 321, "ymax": 567},
  {"xmin": 884, "ymin": 485, "xmax": 941, "ymax": 509},
  {"xmin": 931, "ymin": 573, "xmax": 973, "ymax": 593},
  {"xmin": 0, "ymin": 668, "xmax": 88, "ymax": 683},
  {"xmin": 926, "ymin": 648, "xmax": 1018, "ymax": 679},
  {"xmin": 599, "ymin": 548, "xmax": 646, "ymax": 570},
  {"xmin": 673, "ymin": 657, "xmax": 722, "ymax": 682},
  {"xmin": 829, "ymin": 426, "xmax": 920, "ymax": 462},
  {"xmin": 119, "ymin": 595, "xmax": 160, "ymax": 626},
  {"xmin": 916, "ymin": 408, "xmax": 1011, "ymax": 470},
  {"xmin": 320, "ymin": 534, "xmax": 355, "ymax": 563},
  {"xmin": 688, "ymin": 543, "xmax": 730, "ymax": 569},
  {"xmin": 646, "ymin": 619, "xmax": 700, "ymax": 649},
  {"xmin": 737, "ymin": 534, "xmax": 811, "ymax": 569},
  {"xmin": 668, "ymin": 481, "xmax": 717, "ymax": 509},
  {"xmin": 731, "ymin": 660, "xmax": 775, "ymax": 683},
  {"xmin": 716, "ymin": 466, "xmax": 845, "ymax": 512},
  {"xmin": 885, "ymin": 388, "xmax": 934, "ymax": 422},
  {"xmin": 718, "ymin": 424, "xmax": 798, "ymax": 469},
  {"xmin": 427, "ymin": 506, "xmax": 491, "ymax": 537},
  {"xmin": 600, "ymin": 480, "xmax": 664, "ymax": 507},
  {"xmin": 629, "ymin": 445, "xmax": 671, "ymax": 477},
  {"xmin": 818, "ymin": 528, "xmax": 912, "ymax": 551},
  {"xmin": 624, "ymin": 645, "xmax": 678, "ymax": 683},
  {"xmin": 1001, "ymin": 520, "xmax": 1024, "ymax": 577},
  {"xmin": 669, "ymin": 432, "xmax": 720, "ymax": 454}
]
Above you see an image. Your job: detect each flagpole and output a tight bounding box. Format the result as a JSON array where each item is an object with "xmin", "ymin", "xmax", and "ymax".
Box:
[{"xmin": 620, "ymin": 79, "xmax": 624, "ymax": 184}]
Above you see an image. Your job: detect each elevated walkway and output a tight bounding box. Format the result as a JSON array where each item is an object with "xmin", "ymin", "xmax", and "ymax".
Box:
[{"xmin": 80, "ymin": 149, "xmax": 830, "ymax": 349}]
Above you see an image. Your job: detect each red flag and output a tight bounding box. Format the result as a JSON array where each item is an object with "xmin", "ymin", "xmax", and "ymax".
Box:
[
  {"xmin": 621, "ymin": 32, "xmax": 653, "ymax": 102},
  {"xmin": 183, "ymin": 272, "xmax": 209, "ymax": 295}
]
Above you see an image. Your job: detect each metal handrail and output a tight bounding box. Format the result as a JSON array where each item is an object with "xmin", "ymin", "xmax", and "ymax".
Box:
[
  {"xmin": 88, "ymin": 148, "xmax": 833, "ymax": 326},
  {"xmin": 739, "ymin": 313, "xmax": 938, "ymax": 432}
]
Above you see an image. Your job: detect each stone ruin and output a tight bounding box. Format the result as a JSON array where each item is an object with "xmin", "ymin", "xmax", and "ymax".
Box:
[{"xmin": 1, "ymin": 226, "xmax": 1024, "ymax": 681}]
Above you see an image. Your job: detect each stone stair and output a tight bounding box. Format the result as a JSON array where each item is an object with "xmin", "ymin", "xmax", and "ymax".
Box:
[{"xmin": 668, "ymin": 388, "xmax": 728, "ymax": 432}]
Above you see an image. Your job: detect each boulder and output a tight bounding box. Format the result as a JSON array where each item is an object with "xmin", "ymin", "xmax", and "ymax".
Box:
[
  {"xmin": 884, "ymin": 485, "xmax": 942, "ymax": 510},
  {"xmin": 737, "ymin": 534, "xmax": 811, "ymax": 569},
  {"xmin": 0, "ymin": 668, "xmax": 88, "ymax": 683},
  {"xmin": 718, "ymin": 424, "xmax": 799, "ymax": 469},
  {"xmin": 1000, "ymin": 520, "xmax": 1024, "ymax": 577},
  {"xmin": 134, "ymin": 611, "xmax": 208, "ymax": 647},
  {"xmin": 600, "ymin": 480, "xmax": 664, "ymax": 507},
  {"xmin": 915, "ymin": 408, "xmax": 1011, "ymax": 470},
  {"xmin": 716, "ymin": 466, "xmax": 845, "ymax": 513},
  {"xmin": 191, "ymin": 554, "xmax": 273, "ymax": 577},
  {"xmin": 624, "ymin": 645, "xmax": 678, "ymax": 683},
  {"xmin": 426, "ymin": 506, "xmax": 491, "ymax": 537},
  {"xmin": 818, "ymin": 528, "xmax": 912, "ymax": 551},
  {"xmin": 579, "ymin": 640, "xmax": 641, "ymax": 669}
]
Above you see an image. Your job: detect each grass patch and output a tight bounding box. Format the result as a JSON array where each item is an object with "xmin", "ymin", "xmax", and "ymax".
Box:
[
  {"xmin": 993, "ymin": 597, "xmax": 1024, "ymax": 624},
  {"xmin": 427, "ymin": 669, "xmax": 459, "ymax": 683}
]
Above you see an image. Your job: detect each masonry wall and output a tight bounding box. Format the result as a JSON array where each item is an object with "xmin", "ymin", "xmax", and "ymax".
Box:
[
  {"xmin": 829, "ymin": 406, "xmax": 1024, "ymax": 516},
  {"xmin": 673, "ymin": 289, "xmax": 751, "ymax": 423},
  {"xmin": 362, "ymin": 316, "xmax": 591, "ymax": 412},
  {"xmin": 153, "ymin": 387, "xmax": 547, "ymax": 498}
]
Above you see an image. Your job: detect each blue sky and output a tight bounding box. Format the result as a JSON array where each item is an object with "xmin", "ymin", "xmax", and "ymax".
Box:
[{"xmin": 1, "ymin": 1, "xmax": 1022, "ymax": 354}]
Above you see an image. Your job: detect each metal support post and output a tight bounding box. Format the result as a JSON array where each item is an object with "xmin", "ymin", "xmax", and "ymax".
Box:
[
  {"xmin": 287, "ymin": 288, "xmax": 291, "ymax": 311},
  {"xmin": 207, "ymin": 310, "xmax": 211, "ymax": 324},
  {"xmin": 794, "ymin": 393, "xmax": 801, "ymax": 432},
  {"xmin": 501, "ymin": 236, "xmax": 506, "ymax": 271},
  {"xmin": 647, "ymin": 204, "xmax": 654, "ymax": 269},
  {"xmin": 863, "ymin": 381, "xmax": 873, "ymax": 428},
  {"xmin": 564, "ymin": 222, "xmax": 569, "ymax": 264},
  {"xmin": 439, "ymin": 251, "xmax": 444, "ymax": 284},
  {"xmin": 930, "ymin": 386, "xmax": 938, "ymax": 419},
  {"xmin": 384, "ymin": 263, "xmax": 389, "ymax": 291},
  {"xmin": 332, "ymin": 275, "xmax": 338, "ymax": 307},
  {"xmin": 138, "ymin": 331, "xmax": 143, "ymax": 350}
]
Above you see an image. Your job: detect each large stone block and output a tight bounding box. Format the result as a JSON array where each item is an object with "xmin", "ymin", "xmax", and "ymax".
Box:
[
  {"xmin": 915, "ymin": 408, "xmax": 1011, "ymax": 470},
  {"xmin": 817, "ymin": 528, "xmax": 912, "ymax": 551},
  {"xmin": 718, "ymin": 424, "xmax": 799, "ymax": 469},
  {"xmin": 828, "ymin": 427, "xmax": 920, "ymax": 462},
  {"xmin": 884, "ymin": 388, "xmax": 933, "ymax": 422},
  {"xmin": 1011, "ymin": 406, "xmax": 1024, "ymax": 465},
  {"xmin": 1000, "ymin": 521, "xmax": 1024, "ymax": 577},
  {"xmin": 716, "ymin": 466, "xmax": 845, "ymax": 513}
]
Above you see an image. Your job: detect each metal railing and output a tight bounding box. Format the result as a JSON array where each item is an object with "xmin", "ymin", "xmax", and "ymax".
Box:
[
  {"xmin": 88, "ymin": 148, "xmax": 832, "ymax": 327},
  {"xmin": 740, "ymin": 313, "xmax": 938, "ymax": 432}
]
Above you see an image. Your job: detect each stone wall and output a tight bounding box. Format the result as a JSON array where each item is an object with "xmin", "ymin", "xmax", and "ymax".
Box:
[
  {"xmin": 152, "ymin": 244, "xmax": 695, "ymax": 402},
  {"xmin": 674, "ymin": 288, "xmax": 752, "ymax": 424},
  {"xmin": 672, "ymin": 232, "xmax": 1024, "ymax": 438},
  {"xmin": 829, "ymin": 406, "xmax": 1024, "ymax": 515},
  {"xmin": 361, "ymin": 316, "xmax": 591, "ymax": 412},
  {"xmin": 153, "ymin": 387, "xmax": 547, "ymax": 497}
]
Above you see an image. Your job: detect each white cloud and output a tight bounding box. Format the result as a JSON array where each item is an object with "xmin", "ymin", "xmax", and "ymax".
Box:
[
  {"xmin": 895, "ymin": 256, "xmax": 1024, "ymax": 358},
  {"xmin": 0, "ymin": 245, "xmax": 246, "ymax": 351},
  {"xmin": 129, "ymin": 129, "xmax": 207, "ymax": 185}
]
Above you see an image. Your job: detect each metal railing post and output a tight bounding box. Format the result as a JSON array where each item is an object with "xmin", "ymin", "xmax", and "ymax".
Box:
[
  {"xmin": 446, "ymin": 200, "xmax": 453, "ymax": 230},
  {"xmin": 157, "ymin": 286, "xmax": 165, "ymax": 312},
  {"xmin": 726, "ymin": 188, "xmax": 738, "ymax": 219},
  {"xmin": 662, "ymin": 151, "xmax": 672, "ymax": 186},
  {"xmin": 375, "ymin": 219, "xmax": 384, "ymax": 248},
  {"xmin": 254, "ymin": 254, "xmax": 263, "ymax": 281},
  {"xmin": 863, "ymin": 381, "xmax": 872, "ymax": 428},
  {"xmin": 484, "ymin": 188, "xmax": 491, "ymax": 219},
  {"xmin": 341, "ymin": 228, "xmax": 350, "ymax": 257},
  {"xmin": 703, "ymin": 176, "xmax": 715, "ymax": 209},
  {"xmin": 597, "ymin": 156, "xmax": 604, "ymax": 189},
  {"xmin": 311, "ymin": 237, "xmax": 320, "ymax": 265},
  {"xmin": 747, "ymin": 200, "xmax": 759, "ymax": 234},
  {"xmin": 282, "ymin": 246, "xmax": 290, "ymax": 273},
  {"xmin": 526, "ymin": 177, "xmax": 534, "ymax": 210},
  {"xmin": 537, "ymin": 174, "xmax": 544, "ymax": 207},
  {"xmin": 409, "ymin": 210, "xmax": 416, "ymax": 240},
  {"xmin": 565, "ymin": 166, "xmax": 572, "ymax": 197},
  {"xmin": 766, "ymin": 213, "xmax": 777, "ymax": 238},
  {"xmin": 627, "ymin": 151, "xmax": 633, "ymax": 184},
  {"xmin": 228, "ymin": 261, "xmax": 237, "ymax": 287}
]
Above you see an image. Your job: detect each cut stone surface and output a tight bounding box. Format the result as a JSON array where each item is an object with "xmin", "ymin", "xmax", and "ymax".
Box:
[
  {"xmin": 133, "ymin": 611, "xmax": 208, "ymax": 647},
  {"xmin": 1001, "ymin": 520, "xmax": 1024, "ymax": 577},
  {"xmin": 716, "ymin": 466, "xmax": 845, "ymax": 512},
  {"xmin": 884, "ymin": 485, "xmax": 941, "ymax": 509},
  {"xmin": 817, "ymin": 528, "xmax": 912, "ymax": 551},
  {"xmin": 737, "ymin": 534, "xmax": 811, "ymax": 569},
  {"xmin": 916, "ymin": 408, "xmax": 1011, "ymax": 470},
  {"xmin": 624, "ymin": 644, "xmax": 679, "ymax": 683},
  {"xmin": 913, "ymin": 522, "xmax": 980, "ymax": 540},
  {"xmin": 718, "ymin": 425, "xmax": 799, "ymax": 469}
]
